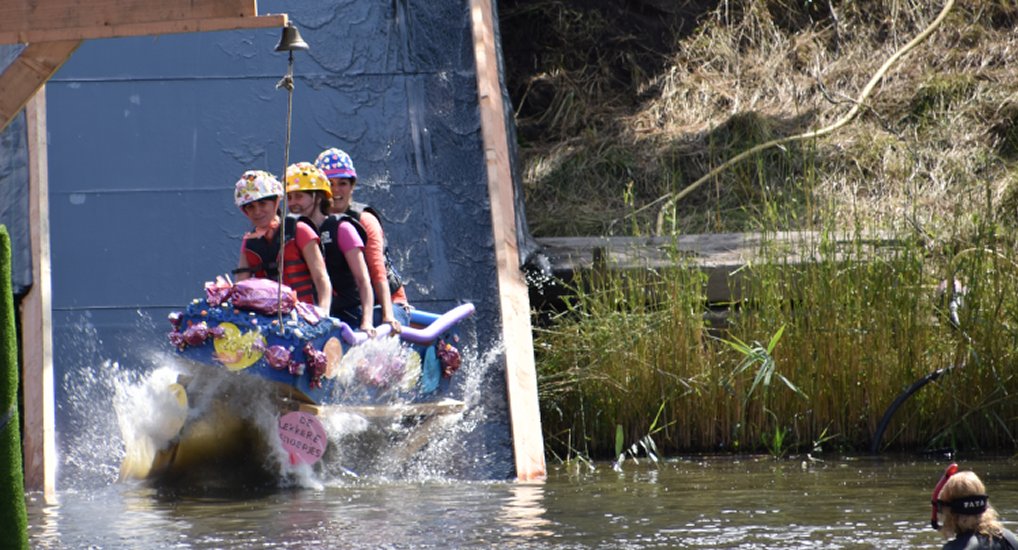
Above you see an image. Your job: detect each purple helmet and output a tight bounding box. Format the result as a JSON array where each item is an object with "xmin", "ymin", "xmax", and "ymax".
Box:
[{"xmin": 314, "ymin": 148, "xmax": 357, "ymax": 180}]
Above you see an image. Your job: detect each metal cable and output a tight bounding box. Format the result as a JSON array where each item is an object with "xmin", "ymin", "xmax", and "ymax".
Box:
[{"xmin": 276, "ymin": 50, "xmax": 296, "ymax": 329}]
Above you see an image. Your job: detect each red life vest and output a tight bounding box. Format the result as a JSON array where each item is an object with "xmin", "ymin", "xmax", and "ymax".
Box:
[{"xmin": 241, "ymin": 216, "xmax": 317, "ymax": 304}]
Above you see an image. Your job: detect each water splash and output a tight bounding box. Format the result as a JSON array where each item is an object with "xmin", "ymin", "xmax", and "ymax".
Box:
[
  {"xmin": 397, "ymin": 340, "xmax": 503, "ymax": 481},
  {"xmin": 60, "ymin": 358, "xmax": 133, "ymax": 490},
  {"xmin": 57, "ymin": 317, "xmax": 504, "ymax": 492},
  {"xmin": 319, "ymin": 334, "xmax": 503, "ymax": 482}
]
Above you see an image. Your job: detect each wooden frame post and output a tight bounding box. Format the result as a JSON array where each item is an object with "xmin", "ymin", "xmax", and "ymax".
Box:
[
  {"xmin": 20, "ymin": 88, "xmax": 56, "ymax": 497},
  {"xmin": 469, "ymin": 0, "xmax": 546, "ymax": 481}
]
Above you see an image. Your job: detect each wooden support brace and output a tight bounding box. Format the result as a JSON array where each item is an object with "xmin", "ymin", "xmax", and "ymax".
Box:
[
  {"xmin": 0, "ymin": 40, "xmax": 80, "ymax": 134},
  {"xmin": 0, "ymin": 0, "xmax": 285, "ymax": 43},
  {"xmin": 0, "ymin": 0, "xmax": 288, "ymax": 131},
  {"xmin": 297, "ymin": 399, "xmax": 467, "ymax": 465},
  {"xmin": 469, "ymin": 0, "xmax": 546, "ymax": 481},
  {"xmin": 297, "ymin": 398, "xmax": 466, "ymax": 419},
  {"xmin": 390, "ymin": 413, "xmax": 461, "ymax": 464}
]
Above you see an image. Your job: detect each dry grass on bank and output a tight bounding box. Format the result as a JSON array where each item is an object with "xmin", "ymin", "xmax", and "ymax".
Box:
[{"xmin": 513, "ymin": 0, "xmax": 1018, "ymax": 239}]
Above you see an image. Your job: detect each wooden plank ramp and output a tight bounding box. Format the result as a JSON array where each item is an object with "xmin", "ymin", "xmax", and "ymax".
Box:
[
  {"xmin": 470, "ymin": 0, "xmax": 546, "ymax": 481},
  {"xmin": 296, "ymin": 398, "xmax": 466, "ymax": 419},
  {"xmin": 296, "ymin": 398, "xmax": 467, "ymax": 463},
  {"xmin": 535, "ymin": 231, "xmax": 900, "ymax": 303}
]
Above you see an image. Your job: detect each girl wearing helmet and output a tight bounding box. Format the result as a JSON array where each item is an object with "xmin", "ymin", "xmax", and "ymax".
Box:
[
  {"xmin": 932, "ymin": 465, "xmax": 1018, "ymax": 549},
  {"xmin": 316, "ymin": 147, "xmax": 410, "ymax": 333},
  {"xmin": 285, "ymin": 162, "xmax": 376, "ymax": 334},
  {"xmin": 233, "ymin": 170, "xmax": 332, "ymax": 314}
]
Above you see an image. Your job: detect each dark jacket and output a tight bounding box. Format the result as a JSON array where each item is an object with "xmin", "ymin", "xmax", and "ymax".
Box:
[
  {"xmin": 346, "ymin": 201, "xmax": 403, "ymax": 295},
  {"xmin": 317, "ymin": 213, "xmax": 368, "ymax": 317},
  {"xmin": 944, "ymin": 529, "xmax": 1018, "ymax": 550}
]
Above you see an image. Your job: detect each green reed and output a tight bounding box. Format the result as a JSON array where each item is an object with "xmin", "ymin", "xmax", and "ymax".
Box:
[{"xmin": 535, "ymin": 223, "xmax": 1018, "ymax": 459}]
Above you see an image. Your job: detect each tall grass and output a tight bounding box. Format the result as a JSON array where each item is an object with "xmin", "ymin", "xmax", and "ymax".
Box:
[
  {"xmin": 535, "ymin": 180, "xmax": 1018, "ymax": 459},
  {"xmin": 535, "ymin": 257, "xmax": 712, "ymax": 458}
]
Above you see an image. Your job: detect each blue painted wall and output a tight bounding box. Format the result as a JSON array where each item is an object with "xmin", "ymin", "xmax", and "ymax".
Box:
[
  {"xmin": 9, "ymin": 1, "xmax": 518, "ymax": 479},
  {"xmin": 0, "ymin": 45, "xmax": 31, "ymax": 297}
]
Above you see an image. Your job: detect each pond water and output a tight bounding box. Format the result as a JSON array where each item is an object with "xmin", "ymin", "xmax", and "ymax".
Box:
[
  {"xmin": 26, "ymin": 456, "xmax": 1018, "ymax": 548},
  {"xmin": 21, "ymin": 334, "xmax": 1018, "ymax": 548}
]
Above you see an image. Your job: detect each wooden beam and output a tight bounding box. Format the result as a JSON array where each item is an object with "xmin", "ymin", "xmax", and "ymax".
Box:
[
  {"xmin": 297, "ymin": 399, "xmax": 466, "ymax": 419},
  {"xmin": 537, "ymin": 232, "xmax": 900, "ymax": 303},
  {"xmin": 0, "ymin": 14, "xmax": 288, "ymax": 45},
  {"xmin": 0, "ymin": 0, "xmax": 286, "ymax": 43},
  {"xmin": 469, "ymin": 0, "xmax": 546, "ymax": 482},
  {"xmin": 389, "ymin": 413, "xmax": 462, "ymax": 464},
  {"xmin": 20, "ymin": 89, "xmax": 56, "ymax": 498},
  {"xmin": 1, "ymin": 0, "xmax": 256, "ymax": 29},
  {"xmin": 0, "ymin": 40, "xmax": 80, "ymax": 134}
]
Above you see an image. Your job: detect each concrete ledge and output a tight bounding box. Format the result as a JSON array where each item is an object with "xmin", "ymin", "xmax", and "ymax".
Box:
[{"xmin": 535, "ymin": 231, "xmax": 900, "ymax": 303}]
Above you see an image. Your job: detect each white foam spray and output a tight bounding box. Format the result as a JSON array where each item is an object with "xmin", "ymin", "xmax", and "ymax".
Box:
[{"xmin": 58, "ymin": 315, "xmax": 502, "ymax": 491}]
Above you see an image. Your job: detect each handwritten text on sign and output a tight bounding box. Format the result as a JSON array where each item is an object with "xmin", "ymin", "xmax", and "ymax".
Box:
[{"xmin": 278, "ymin": 411, "xmax": 327, "ymax": 465}]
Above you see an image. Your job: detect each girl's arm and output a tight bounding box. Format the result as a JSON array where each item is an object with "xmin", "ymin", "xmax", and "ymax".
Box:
[
  {"xmin": 359, "ymin": 212, "xmax": 398, "ymax": 329},
  {"xmin": 344, "ymin": 247, "xmax": 374, "ymax": 332},
  {"xmin": 302, "ymin": 241, "xmax": 332, "ymax": 313},
  {"xmin": 235, "ymin": 243, "xmax": 252, "ymax": 281},
  {"xmin": 373, "ymin": 278, "xmax": 397, "ymax": 328}
]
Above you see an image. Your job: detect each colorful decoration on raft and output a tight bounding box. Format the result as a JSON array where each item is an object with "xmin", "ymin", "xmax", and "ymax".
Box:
[
  {"xmin": 167, "ymin": 276, "xmax": 467, "ymax": 403},
  {"xmin": 337, "ymin": 339, "xmax": 421, "ymax": 392},
  {"xmin": 213, "ymin": 322, "xmax": 266, "ymax": 370},
  {"xmin": 436, "ymin": 337, "xmax": 462, "ymax": 378},
  {"xmin": 278, "ymin": 411, "xmax": 327, "ymax": 466},
  {"xmin": 167, "ymin": 320, "xmax": 224, "ymax": 348},
  {"xmin": 205, "ymin": 275, "xmax": 320, "ymax": 321},
  {"xmin": 304, "ymin": 342, "xmax": 328, "ymax": 389},
  {"xmin": 167, "ymin": 277, "xmax": 342, "ymax": 385},
  {"xmin": 265, "ymin": 344, "xmax": 296, "ymax": 372}
]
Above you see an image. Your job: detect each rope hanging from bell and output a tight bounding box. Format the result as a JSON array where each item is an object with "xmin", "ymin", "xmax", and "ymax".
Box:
[{"xmin": 274, "ymin": 22, "xmax": 310, "ymax": 329}]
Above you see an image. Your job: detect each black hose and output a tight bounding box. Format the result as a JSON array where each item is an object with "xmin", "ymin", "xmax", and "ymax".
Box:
[
  {"xmin": 870, "ymin": 365, "xmax": 954, "ymax": 454},
  {"xmin": 870, "ymin": 284, "xmax": 972, "ymax": 454}
]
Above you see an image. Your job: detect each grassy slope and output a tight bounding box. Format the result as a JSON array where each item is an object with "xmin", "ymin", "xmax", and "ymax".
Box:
[{"xmin": 501, "ymin": 0, "xmax": 1018, "ymax": 239}]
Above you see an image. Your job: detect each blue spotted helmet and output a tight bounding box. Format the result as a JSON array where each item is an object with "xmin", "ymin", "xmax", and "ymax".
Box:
[{"xmin": 314, "ymin": 148, "xmax": 357, "ymax": 181}]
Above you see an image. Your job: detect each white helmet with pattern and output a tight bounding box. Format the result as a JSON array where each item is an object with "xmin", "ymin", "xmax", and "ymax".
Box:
[{"xmin": 234, "ymin": 170, "xmax": 283, "ymax": 209}]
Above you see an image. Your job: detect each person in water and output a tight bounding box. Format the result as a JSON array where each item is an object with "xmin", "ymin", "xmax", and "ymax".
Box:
[
  {"xmin": 315, "ymin": 147, "xmax": 410, "ymax": 332},
  {"xmin": 932, "ymin": 464, "xmax": 1018, "ymax": 549},
  {"xmin": 284, "ymin": 161, "xmax": 376, "ymax": 334},
  {"xmin": 233, "ymin": 169, "xmax": 332, "ymax": 313}
]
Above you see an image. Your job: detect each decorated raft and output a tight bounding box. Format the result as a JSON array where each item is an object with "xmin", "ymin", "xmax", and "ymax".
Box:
[
  {"xmin": 168, "ymin": 277, "xmax": 471, "ymax": 405},
  {"xmin": 119, "ymin": 277, "xmax": 474, "ymax": 482}
]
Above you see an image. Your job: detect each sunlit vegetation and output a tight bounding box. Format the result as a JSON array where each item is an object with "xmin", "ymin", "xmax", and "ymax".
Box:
[
  {"xmin": 504, "ymin": 0, "xmax": 1018, "ymax": 238},
  {"xmin": 536, "ymin": 213, "xmax": 1018, "ymax": 458},
  {"xmin": 506, "ymin": 0, "xmax": 1018, "ymax": 459}
]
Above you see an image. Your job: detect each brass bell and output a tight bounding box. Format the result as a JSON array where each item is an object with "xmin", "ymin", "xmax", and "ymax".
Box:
[{"xmin": 275, "ymin": 22, "xmax": 309, "ymax": 52}]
